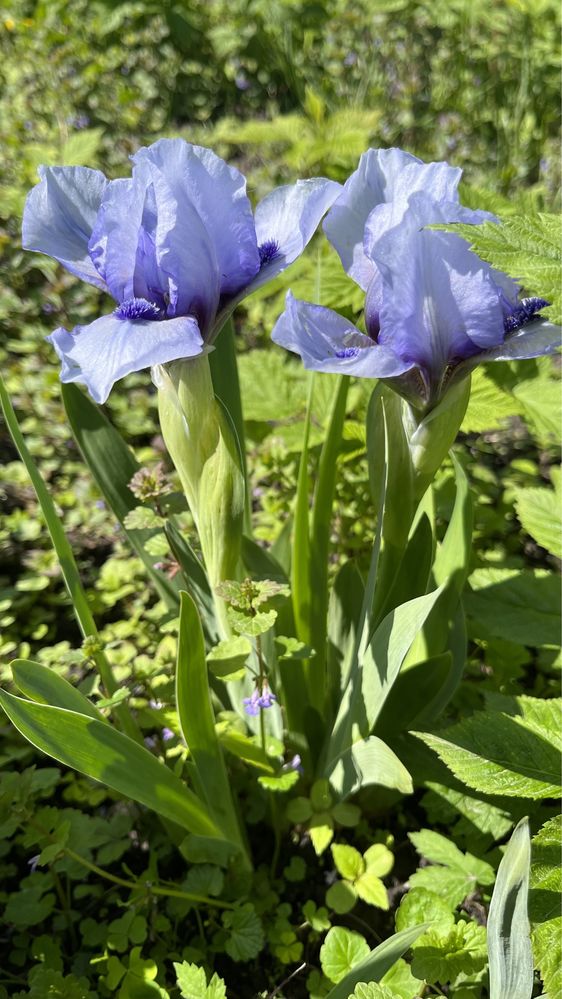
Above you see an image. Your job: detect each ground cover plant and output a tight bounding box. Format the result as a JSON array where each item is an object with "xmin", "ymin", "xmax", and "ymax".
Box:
[{"xmin": 0, "ymin": 3, "xmax": 560, "ymax": 999}]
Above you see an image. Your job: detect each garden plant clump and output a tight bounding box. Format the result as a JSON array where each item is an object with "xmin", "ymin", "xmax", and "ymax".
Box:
[{"xmin": 0, "ymin": 3, "xmax": 561, "ymax": 999}]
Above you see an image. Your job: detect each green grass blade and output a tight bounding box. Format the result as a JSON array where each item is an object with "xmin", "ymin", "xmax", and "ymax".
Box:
[
  {"xmin": 177, "ymin": 591, "xmax": 249, "ymax": 866},
  {"xmin": 309, "ymin": 374, "xmax": 349, "ymax": 681},
  {"xmin": 487, "ymin": 817, "xmax": 533, "ymax": 999},
  {"xmin": 0, "ymin": 690, "xmax": 221, "ymax": 839},
  {"xmin": 209, "ymin": 318, "xmax": 251, "ymax": 532}
]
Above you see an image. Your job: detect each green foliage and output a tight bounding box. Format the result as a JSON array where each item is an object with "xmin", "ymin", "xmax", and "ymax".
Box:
[
  {"xmin": 530, "ymin": 816, "xmax": 562, "ymax": 999},
  {"xmin": 327, "ymin": 842, "xmax": 394, "ymax": 913},
  {"xmin": 321, "ymin": 928, "xmax": 371, "ymax": 984},
  {"xmin": 415, "ymin": 697, "xmax": 562, "ymax": 800},
  {"xmin": 174, "ymin": 962, "xmax": 227, "ymax": 999},
  {"xmin": 450, "ymin": 214, "xmax": 561, "ymax": 323}
]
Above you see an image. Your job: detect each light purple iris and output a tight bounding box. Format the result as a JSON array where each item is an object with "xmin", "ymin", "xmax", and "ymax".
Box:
[
  {"xmin": 22, "ymin": 139, "xmax": 341, "ymax": 404},
  {"xmin": 272, "ymin": 148, "xmax": 560, "ymax": 410}
]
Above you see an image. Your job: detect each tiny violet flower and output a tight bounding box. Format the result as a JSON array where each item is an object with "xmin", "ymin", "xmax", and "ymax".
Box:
[
  {"xmin": 272, "ymin": 148, "xmax": 560, "ymax": 411},
  {"xmin": 161, "ymin": 727, "xmax": 175, "ymax": 742},
  {"xmin": 284, "ymin": 754, "xmax": 304, "ymax": 774},
  {"xmin": 243, "ymin": 681, "xmax": 277, "ymax": 716},
  {"xmin": 22, "ymin": 140, "xmax": 341, "ymax": 403}
]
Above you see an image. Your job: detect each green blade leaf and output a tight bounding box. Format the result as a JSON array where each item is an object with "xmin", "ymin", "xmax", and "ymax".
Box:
[
  {"xmin": 324, "ymin": 924, "xmax": 429, "ymax": 999},
  {"xmin": 10, "ymin": 659, "xmax": 105, "ymax": 722},
  {"xmin": 487, "ymin": 817, "xmax": 533, "ymax": 999},
  {"xmin": 326, "ymin": 736, "xmax": 413, "ymax": 799},
  {"xmin": 61, "ymin": 382, "xmax": 181, "ymax": 611},
  {"xmin": 309, "ymin": 375, "xmax": 349, "ymax": 678},
  {"xmin": 0, "ymin": 374, "xmax": 129, "ymax": 727},
  {"xmin": 0, "ymin": 690, "xmax": 221, "ymax": 838},
  {"xmin": 177, "ymin": 592, "xmax": 247, "ymax": 862}
]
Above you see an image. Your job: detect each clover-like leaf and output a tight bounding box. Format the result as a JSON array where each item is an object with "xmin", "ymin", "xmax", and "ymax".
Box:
[{"xmin": 222, "ymin": 903, "xmax": 264, "ymax": 962}]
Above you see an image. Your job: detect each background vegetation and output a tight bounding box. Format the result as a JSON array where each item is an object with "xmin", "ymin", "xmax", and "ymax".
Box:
[{"xmin": 0, "ymin": 1, "xmax": 560, "ymax": 997}]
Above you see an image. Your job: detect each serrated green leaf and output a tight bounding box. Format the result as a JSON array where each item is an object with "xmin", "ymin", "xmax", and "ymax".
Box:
[
  {"xmin": 409, "ymin": 830, "xmax": 494, "ymax": 884},
  {"xmin": 123, "ymin": 506, "xmax": 165, "ymax": 531},
  {"xmin": 324, "ymin": 925, "xmax": 429, "ymax": 999},
  {"xmin": 174, "ymin": 962, "xmax": 207, "ymax": 999},
  {"xmin": 462, "ymin": 367, "xmax": 522, "ymax": 432},
  {"xmin": 345, "ymin": 985, "xmax": 397, "ymax": 999},
  {"xmin": 222, "ymin": 903, "xmax": 264, "ymax": 962},
  {"xmin": 321, "ymin": 927, "xmax": 371, "ymax": 984},
  {"xmin": 228, "ymin": 607, "xmax": 277, "ymax": 636},
  {"xmin": 530, "ymin": 815, "xmax": 562, "ymax": 999},
  {"xmin": 395, "ymin": 887, "xmax": 455, "ymax": 937},
  {"xmin": 414, "ymin": 702, "xmax": 562, "ymax": 799},
  {"xmin": 514, "ymin": 485, "xmax": 562, "ymax": 559},
  {"xmin": 465, "ymin": 568, "xmax": 561, "ymax": 647},
  {"xmin": 380, "ymin": 958, "xmax": 424, "ymax": 999},
  {"xmin": 513, "ymin": 377, "xmax": 561, "ymax": 445},
  {"xmin": 206, "ymin": 636, "xmax": 251, "ymax": 680},
  {"xmin": 448, "ymin": 213, "xmax": 561, "ymax": 324},
  {"xmin": 411, "ymin": 922, "xmax": 488, "ymax": 983}
]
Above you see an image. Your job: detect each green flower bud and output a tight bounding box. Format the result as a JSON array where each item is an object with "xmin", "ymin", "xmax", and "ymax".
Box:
[{"xmin": 155, "ymin": 354, "xmax": 245, "ymax": 590}]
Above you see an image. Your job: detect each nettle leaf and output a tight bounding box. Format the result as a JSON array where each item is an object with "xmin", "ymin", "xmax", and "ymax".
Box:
[
  {"xmin": 513, "ymin": 375, "xmax": 561, "ymax": 445},
  {"xmin": 448, "ymin": 213, "xmax": 561, "ymax": 324},
  {"xmin": 320, "ymin": 927, "xmax": 371, "ymax": 984},
  {"xmin": 174, "ymin": 961, "xmax": 227, "ymax": 999},
  {"xmin": 530, "ymin": 815, "xmax": 562, "ymax": 999},
  {"xmin": 411, "ymin": 922, "xmax": 488, "ymax": 983},
  {"xmin": 408, "ymin": 830, "xmax": 494, "ymax": 908},
  {"xmin": 464, "ymin": 568, "xmax": 561, "ymax": 647},
  {"xmin": 222, "ymin": 903, "xmax": 264, "ymax": 962},
  {"xmin": 461, "ymin": 367, "xmax": 522, "ymax": 433},
  {"xmin": 414, "ymin": 700, "xmax": 562, "ymax": 800},
  {"xmin": 514, "ymin": 483, "xmax": 562, "ymax": 559}
]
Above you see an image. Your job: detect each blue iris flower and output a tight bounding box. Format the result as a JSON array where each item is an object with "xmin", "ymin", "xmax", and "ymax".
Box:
[
  {"xmin": 23, "ymin": 139, "xmax": 341, "ymax": 403},
  {"xmin": 272, "ymin": 148, "xmax": 560, "ymax": 410}
]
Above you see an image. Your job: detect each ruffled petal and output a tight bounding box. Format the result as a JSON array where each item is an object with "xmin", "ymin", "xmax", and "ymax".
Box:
[
  {"xmin": 323, "ymin": 148, "xmax": 463, "ymax": 289},
  {"xmin": 271, "ymin": 292, "xmax": 413, "ymax": 379},
  {"xmin": 88, "ymin": 175, "xmax": 149, "ymax": 303},
  {"xmin": 137, "ymin": 157, "xmax": 221, "ymax": 335},
  {"xmin": 48, "ymin": 313, "xmax": 204, "ymax": 404},
  {"xmin": 22, "ymin": 166, "xmax": 109, "ymax": 288},
  {"xmin": 369, "ymin": 195, "xmax": 506, "ymax": 381},
  {"xmin": 248, "ymin": 178, "xmax": 342, "ymax": 293},
  {"xmin": 134, "ymin": 139, "xmax": 260, "ymax": 298}
]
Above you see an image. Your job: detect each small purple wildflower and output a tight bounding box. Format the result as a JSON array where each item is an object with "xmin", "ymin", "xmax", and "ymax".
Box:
[
  {"xmin": 283, "ymin": 754, "xmax": 303, "ymax": 774},
  {"xmin": 243, "ymin": 682, "xmax": 277, "ymax": 716},
  {"xmin": 161, "ymin": 727, "xmax": 174, "ymax": 742}
]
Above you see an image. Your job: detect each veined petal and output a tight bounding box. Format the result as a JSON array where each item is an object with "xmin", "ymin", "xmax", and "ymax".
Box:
[
  {"xmin": 248, "ymin": 178, "xmax": 342, "ymax": 293},
  {"xmin": 271, "ymin": 292, "xmax": 412, "ymax": 379},
  {"xmin": 48, "ymin": 313, "xmax": 204, "ymax": 404},
  {"xmin": 371, "ymin": 196, "xmax": 506, "ymax": 381},
  {"xmin": 476, "ymin": 319, "xmax": 561, "ymax": 363},
  {"xmin": 22, "ymin": 166, "xmax": 109, "ymax": 288},
  {"xmin": 323, "ymin": 148, "xmax": 462, "ymax": 289},
  {"xmin": 138, "ymin": 157, "xmax": 221, "ymax": 335},
  {"xmin": 134, "ymin": 139, "xmax": 260, "ymax": 297},
  {"xmin": 88, "ymin": 175, "xmax": 149, "ymax": 303}
]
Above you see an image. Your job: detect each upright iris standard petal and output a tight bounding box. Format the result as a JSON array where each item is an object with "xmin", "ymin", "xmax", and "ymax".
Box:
[
  {"xmin": 134, "ymin": 139, "xmax": 260, "ymax": 298},
  {"xmin": 271, "ymin": 292, "xmax": 414, "ymax": 379},
  {"xmin": 249, "ymin": 178, "xmax": 342, "ymax": 293},
  {"xmin": 22, "ymin": 166, "xmax": 109, "ymax": 289},
  {"xmin": 48, "ymin": 314, "xmax": 204, "ymax": 405},
  {"xmin": 323, "ymin": 148, "xmax": 462, "ymax": 289}
]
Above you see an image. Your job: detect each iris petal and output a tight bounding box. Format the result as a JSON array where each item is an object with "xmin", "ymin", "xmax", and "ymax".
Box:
[
  {"xmin": 476, "ymin": 319, "xmax": 561, "ymax": 363},
  {"xmin": 22, "ymin": 166, "xmax": 109, "ymax": 288},
  {"xmin": 134, "ymin": 139, "xmax": 260, "ymax": 298},
  {"xmin": 271, "ymin": 292, "xmax": 413, "ymax": 379},
  {"xmin": 248, "ymin": 178, "xmax": 342, "ymax": 293},
  {"xmin": 48, "ymin": 313, "xmax": 204, "ymax": 404},
  {"xmin": 323, "ymin": 148, "xmax": 463, "ymax": 290}
]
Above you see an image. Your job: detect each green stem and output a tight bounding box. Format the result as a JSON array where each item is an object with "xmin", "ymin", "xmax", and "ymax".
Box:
[{"xmin": 62, "ymin": 846, "xmax": 235, "ymax": 910}]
